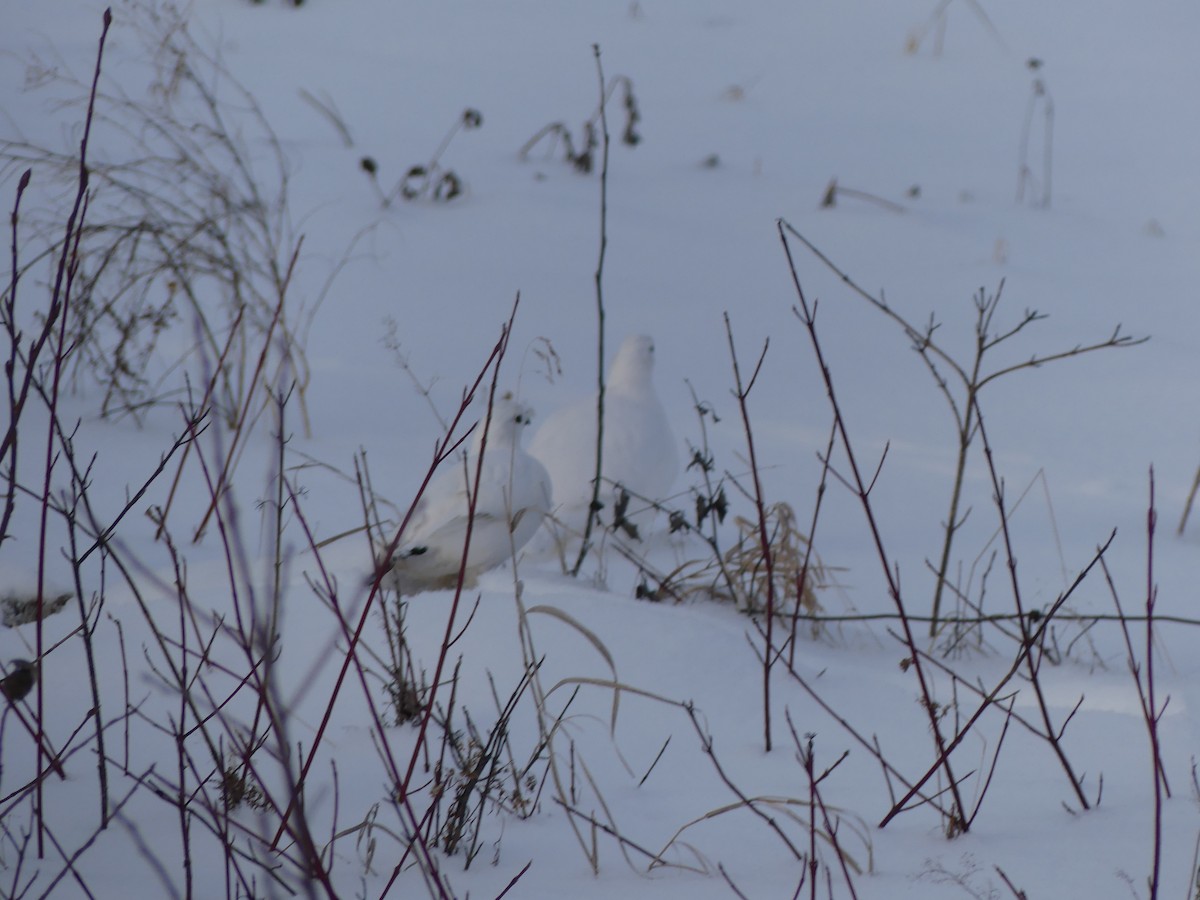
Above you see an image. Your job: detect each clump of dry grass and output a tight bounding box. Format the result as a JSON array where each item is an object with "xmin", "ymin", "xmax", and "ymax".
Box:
[{"xmin": 721, "ymin": 502, "xmax": 827, "ymax": 618}]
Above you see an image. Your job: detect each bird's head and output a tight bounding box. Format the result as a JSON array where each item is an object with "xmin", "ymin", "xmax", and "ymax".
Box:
[{"xmin": 610, "ymin": 334, "xmax": 656, "ymax": 388}]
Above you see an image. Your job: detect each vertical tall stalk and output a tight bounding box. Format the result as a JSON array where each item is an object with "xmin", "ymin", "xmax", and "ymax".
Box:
[
  {"xmin": 723, "ymin": 315, "xmax": 774, "ymax": 752},
  {"xmin": 1106, "ymin": 470, "xmax": 1168, "ymax": 900},
  {"xmin": 1, "ymin": 169, "xmax": 32, "ymax": 547},
  {"xmin": 33, "ymin": 8, "xmax": 112, "ymax": 855},
  {"xmin": 1143, "ymin": 470, "xmax": 1163, "ymax": 900},
  {"xmin": 572, "ymin": 44, "xmax": 611, "ymax": 577}
]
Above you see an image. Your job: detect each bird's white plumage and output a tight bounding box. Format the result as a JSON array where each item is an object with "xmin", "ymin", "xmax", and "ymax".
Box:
[
  {"xmin": 385, "ymin": 395, "xmax": 552, "ymax": 593},
  {"xmin": 528, "ymin": 334, "xmax": 677, "ymax": 538}
]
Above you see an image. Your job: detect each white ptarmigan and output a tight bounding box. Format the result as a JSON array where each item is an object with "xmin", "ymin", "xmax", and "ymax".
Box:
[
  {"xmin": 384, "ymin": 394, "xmax": 552, "ymax": 593},
  {"xmin": 528, "ymin": 334, "xmax": 677, "ymax": 539}
]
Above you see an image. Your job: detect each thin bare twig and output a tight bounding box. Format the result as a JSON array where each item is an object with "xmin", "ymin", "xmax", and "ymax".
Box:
[
  {"xmin": 573, "ymin": 44, "xmax": 612, "ymax": 576},
  {"xmin": 723, "ymin": 314, "xmax": 775, "ymax": 751},
  {"xmin": 778, "ymin": 219, "xmax": 970, "ymax": 835}
]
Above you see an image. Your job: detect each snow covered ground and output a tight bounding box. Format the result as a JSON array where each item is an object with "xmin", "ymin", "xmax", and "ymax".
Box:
[{"xmin": 4, "ymin": 0, "xmax": 1200, "ymax": 896}]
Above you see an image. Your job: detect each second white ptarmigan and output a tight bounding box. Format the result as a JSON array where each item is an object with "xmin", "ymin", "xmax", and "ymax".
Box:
[
  {"xmin": 528, "ymin": 334, "xmax": 677, "ymax": 539},
  {"xmin": 384, "ymin": 394, "xmax": 552, "ymax": 593}
]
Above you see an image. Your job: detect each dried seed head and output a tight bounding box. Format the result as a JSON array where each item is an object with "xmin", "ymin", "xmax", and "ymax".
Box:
[
  {"xmin": 400, "ymin": 165, "xmax": 428, "ymax": 200},
  {"xmin": 433, "ymin": 171, "xmax": 462, "ymax": 202},
  {"xmin": 1, "ymin": 659, "xmax": 37, "ymax": 703}
]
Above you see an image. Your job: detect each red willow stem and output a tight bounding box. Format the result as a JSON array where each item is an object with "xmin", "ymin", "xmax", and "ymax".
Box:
[
  {"xmin": 974, "ymin": 406, "xmax": 1091, "ymax": 811},
  {"xmin": 1107, "ymin": 471, "xmax": 1167, "ymax": 899},
  {"xmin": 777, "ymin": 219, "xmax": 969, "ymax": 832},
  {"xmin": 1144, "ymin": 469, "xmax": 1164, "ymax": 900},
  {"xmin": 723, "ymin": 313, "xmax": 775, "ymax": 751},
  {"xmin": 272, "ymin": 298, "xmax": 519, "ymax": 852},
  {"xmin": 33, "ymin": 7, "xmax": 112, "ymax": 857}
]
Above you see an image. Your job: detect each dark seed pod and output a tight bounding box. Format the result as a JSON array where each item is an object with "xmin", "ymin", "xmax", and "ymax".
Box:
[
  {"xmin": 433, "ymin": 171, "xmax": 463, "ymax": 202},
  {"xmin": 1, "ymin": 659, "xmax": 37, "ymax": 703}
]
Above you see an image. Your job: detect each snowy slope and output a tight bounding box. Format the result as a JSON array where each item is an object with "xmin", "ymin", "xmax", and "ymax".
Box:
[{"xmin": 3, "ymin": 0, "xmax": 1200, "ymax": 897}]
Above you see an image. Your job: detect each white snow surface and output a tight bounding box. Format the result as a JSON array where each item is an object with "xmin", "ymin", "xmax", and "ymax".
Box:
[{"xmin": 3, "ymin": 0, "xmax": 1200, "ymax": 898}]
